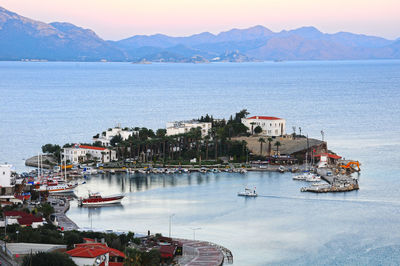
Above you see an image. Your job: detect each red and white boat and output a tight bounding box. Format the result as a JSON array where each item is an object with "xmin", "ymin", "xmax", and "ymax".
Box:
[
  {"xmin": 35, "ymin": 182, "xmax": 77, "ymax": 194},
  {"xmin": 78, "ymin": 192, "xmax": 124, "ymax": 206}
]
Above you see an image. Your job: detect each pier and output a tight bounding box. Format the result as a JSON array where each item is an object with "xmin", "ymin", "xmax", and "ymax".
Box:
[
  {"xmin": 48, "ymin": 196, "xmax": 79, "ymax": 231},
  {"xmin": 175, "ymin": 238, "xmax": 231, "ymax": 266},
  {"xmin": 300, "ymin": 167, "xmax": 359, "ymax": 193}
]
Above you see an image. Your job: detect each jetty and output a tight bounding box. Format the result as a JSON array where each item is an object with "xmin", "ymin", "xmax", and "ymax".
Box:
[
  {"xmin": 176, "ymin": 238, "xmax": 232, "ymax": 265},
  {"xmin": 48, "ymin": 196, "xmax": 79, "ymax": 231},
  {"xmin": 300, "ymin": 167, "xmax": 359, "ymax": 193}
]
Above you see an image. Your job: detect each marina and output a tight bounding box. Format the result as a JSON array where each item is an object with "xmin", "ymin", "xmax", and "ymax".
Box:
[{"xmin": 0, "ymin": 60, "xmax": 399, "ymax": 265}]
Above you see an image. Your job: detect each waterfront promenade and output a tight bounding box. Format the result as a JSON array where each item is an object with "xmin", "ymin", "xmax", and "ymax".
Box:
[
  {"xmin": 48, "ymin": 196, "xmax": 79, "ymax": 231},
  {"xmin": 176, "ymin": 238, "xmax": 231, "ymax": 266}
]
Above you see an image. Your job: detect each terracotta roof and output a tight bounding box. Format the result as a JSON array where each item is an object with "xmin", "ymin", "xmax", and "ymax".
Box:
[
  {"xmin": 4, "ymin": 211, "xmax": 43, "ymax": 226},
  {"xmin": 159, "ymin": 245, "xmax": 176, "ymax": 258},
  {"xmin": 66, "ymin": 246, "xmax": 108, "ymax": 258},
  {"xmin": 72, "ymin": 243, "xmax": 125, "ymax": 258},
  {"xmin": 4, "ymin": 211, "xmax": 27, "ymax": 217},
  {"xmin": 17, "ymin": 216, "xmax": 43, "ymax": 226},
  {"xmin": 79, "ymin": 145, "xmax": 106, "ymax": 151},
  {"xmin": 314, "ymin": 153, "xmax": 342, "ymax": 159},
  {"xmin": 246, "ymin": 116, "xmax": 282, "ymax": 120}
]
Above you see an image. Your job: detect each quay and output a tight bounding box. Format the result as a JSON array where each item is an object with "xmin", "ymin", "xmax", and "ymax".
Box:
[
  {"xmin": 48, "ymin": 196, "xmax": 79, "ymax": 231},
  {"xmin": 300, "ymin": 167, "xmax": 359, "ymax": 193},
  {"xmin": 176, "ymin": 238, "xmax": 232, "ymax": 266}
]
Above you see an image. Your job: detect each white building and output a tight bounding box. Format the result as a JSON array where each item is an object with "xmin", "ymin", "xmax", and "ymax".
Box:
[
  {"xmin": 0, "ymin": 164, "xmax": 16, "ymax": 195},
  {"xmin": 63, "ymin": 144, "xmax": 116, "ymax": 165},
  {"xmin": 241, "ymin": 116, "xmax": 286, "ymax": 136},
  {"xmin": 166, "ymin": 120, "xmax": 212, "ymax": 137},
  {"xmin": 93, "ymin": 126, "xmax": 137, "ymax": 147}
]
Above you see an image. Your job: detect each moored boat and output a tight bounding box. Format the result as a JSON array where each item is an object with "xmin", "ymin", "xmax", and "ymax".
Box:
[{"xmin": 78, "ymin": 192, "xmax": 124, "ymax": 206}]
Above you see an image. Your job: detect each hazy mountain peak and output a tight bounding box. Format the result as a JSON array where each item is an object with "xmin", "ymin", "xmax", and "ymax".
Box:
[{"xmin": 0, "ymin": 5, "xmax": 399, "ymax": 61}]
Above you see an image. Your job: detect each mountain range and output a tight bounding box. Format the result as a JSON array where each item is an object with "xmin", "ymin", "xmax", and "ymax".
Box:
[{"xmin": 0, "ymin": 6, "xmax": 399, "ymax": 62}]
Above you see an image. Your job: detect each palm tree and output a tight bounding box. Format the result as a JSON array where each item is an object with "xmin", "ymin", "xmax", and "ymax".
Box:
[
  {"xmin": 258, "ymin": 138, "xmax": 265, "ymax": 155},
  {"xmin": 204, "ymin": 135, "xmax": 210, "ymax": 160},
  {"xmin": 274, "ymin": 141, "xmax": 281, "ymax": 156},
  {"xmin": 267, "ymin": 137, "xmax": 273, "ymax": 156}
]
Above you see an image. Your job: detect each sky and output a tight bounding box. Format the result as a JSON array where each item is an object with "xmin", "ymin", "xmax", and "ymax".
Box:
[{"xmin": 1, "ymin": 0, "xmax": 399, "ymax": 40}]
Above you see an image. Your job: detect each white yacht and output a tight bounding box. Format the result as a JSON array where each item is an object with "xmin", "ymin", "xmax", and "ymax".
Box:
[{"xmin": 238, "ymin": 187, "xmax": 258, "ymax": 197}]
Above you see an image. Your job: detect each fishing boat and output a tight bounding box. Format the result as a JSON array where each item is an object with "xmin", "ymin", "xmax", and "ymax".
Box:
[
  {"xmin": 237, "ymin": 187, "xmax": 258, "ymax": 197},
  {"xmin": 35, "ymin": 182, "xmax": 77, "ymax": 194},
  {"xmin": 78, "ymin": 192, "xmax": 124, "ymax": 206}
]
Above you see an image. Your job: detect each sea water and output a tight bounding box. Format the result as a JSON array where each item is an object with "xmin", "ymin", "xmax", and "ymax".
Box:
[{"xmin": 1, "ymin": 60, "xmax": 400, "ymax": 265}]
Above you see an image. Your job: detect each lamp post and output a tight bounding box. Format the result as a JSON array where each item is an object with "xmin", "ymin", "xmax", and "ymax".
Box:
[
  {"xmin": 169, "ymin": 214, "xmax": 175, "ymax": 237},
  {"xmin": 191, "ymin": 227, "xmax": 201, "ymax": 240}
]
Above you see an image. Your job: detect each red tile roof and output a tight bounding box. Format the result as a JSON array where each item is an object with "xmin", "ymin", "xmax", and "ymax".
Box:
[
  {"xmin": 79, "ymin": 145, "xmax": 106, "ymax": 151},
  {"xmin": 246, "ymin": 116, "xmax": 281, "ymax": 120},
  {"xmin": 4, "ymin": 211, "xmax": 44, "ymax": 226},
  {"xmin": 70, "ymin": 243, "xmax": 125, "ymax": 259},
  {"xmin": 159, "ymin": 245, "xmax": 176, "ymax": 258},
  {"xmin": 4, "ymin": 211, "xmax": 27, "ymax": 217},
  {"xmin": 66, "ymin": 246, "xmax": 108, "ymax": 258}
]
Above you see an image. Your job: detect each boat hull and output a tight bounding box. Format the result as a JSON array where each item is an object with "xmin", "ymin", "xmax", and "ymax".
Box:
[{"xmin": 80, "ymin": 195, "xmax": 124, "ymax": 206}]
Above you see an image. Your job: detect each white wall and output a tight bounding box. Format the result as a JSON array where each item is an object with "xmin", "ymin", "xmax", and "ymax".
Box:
[
  {"xmin": 166, "ymin": 121, "xmax": 212, "ymax": 137},
  {"xmin": 0, "ymin": 165, "xmax": 14, "ymax": 187},
  {"xmin": 241, "ymin": 117, "xmax": 286, "ymax": 136}
]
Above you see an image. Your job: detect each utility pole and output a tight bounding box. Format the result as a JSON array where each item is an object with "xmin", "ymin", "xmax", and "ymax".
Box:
[
  {"xmin": 169, "ymin": 214, "xmax": 175, "ymax": 237},
  {"xmin": 191, "ymin": 227, "xmax": 201, "ymax": 240}
]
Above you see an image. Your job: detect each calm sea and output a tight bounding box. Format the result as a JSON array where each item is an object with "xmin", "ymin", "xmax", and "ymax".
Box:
[{"xmin": 1, "ymin": 60, "xmax": 400, "ymax": 265}]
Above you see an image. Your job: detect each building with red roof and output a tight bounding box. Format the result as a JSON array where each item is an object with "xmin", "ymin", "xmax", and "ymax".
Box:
[
  {"xmin": 242, "ymin": 115, "xmax": 286, "ymax": 136},
  {"xmin": 66, "ymin": 243, "xmax": 125, "ymax": 266},
  {"xmin": 3, "ymin": 211, "xmax": 44, "ymax": 228},
  {"xmin": 62, "ymin": 144, "xmax": 116, "ymax": 165}
]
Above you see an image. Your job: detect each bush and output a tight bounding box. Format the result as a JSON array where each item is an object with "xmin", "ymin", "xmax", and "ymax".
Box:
[
  {"xmin": 254, "ymin": 126, "xmax": 262, "ymax": 134},
  {"xmin": 22, "ymin": 252, "xmax": 77, "ymax": 266}
]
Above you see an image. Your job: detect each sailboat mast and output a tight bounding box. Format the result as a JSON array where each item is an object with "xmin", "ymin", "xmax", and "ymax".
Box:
[{"xmin": 64, "ymin": 150, "xmax": 67, "ymax": 182}]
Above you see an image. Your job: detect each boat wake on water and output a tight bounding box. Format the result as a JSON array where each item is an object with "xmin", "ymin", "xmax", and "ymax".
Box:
[{"xmin": 256, "ymin": 195, "xmax": 400, "ymax": 206}]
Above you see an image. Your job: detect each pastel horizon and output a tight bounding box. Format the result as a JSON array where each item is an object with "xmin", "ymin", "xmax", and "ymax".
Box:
[{"xmin": 0, "ymin": 0, "xmax": 399, "ymax": 40}]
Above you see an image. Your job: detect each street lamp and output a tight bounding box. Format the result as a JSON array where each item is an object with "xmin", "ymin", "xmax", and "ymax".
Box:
[
  {"xmin": 191, "ymin": 227, "xmax": 201, "ymax": 240},
  {"xmin": 169, "ymin": 214, "xmax": 175, "ymax": 238}
]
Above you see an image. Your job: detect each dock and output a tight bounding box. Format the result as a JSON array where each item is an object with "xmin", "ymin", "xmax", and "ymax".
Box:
[
  {"xmin": 300, "ymin": 167, "xmax": 359, "ymax": 193},
  {"xmin": 48, "ymin": 196, "xmax": 79, "ymax": 231},
  {"xmin": 175, "ymin": 238, "xmax": 232, "ymax": 265}
]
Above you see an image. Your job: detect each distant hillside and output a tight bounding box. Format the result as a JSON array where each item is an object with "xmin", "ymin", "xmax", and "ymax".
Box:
[
  {"xmin": 0, "ymin": 6, "xmax": 126, "ymax": 61},
  {"xmin": 0, "ymin": 6, "xmax": 399, "ymax": 62}
]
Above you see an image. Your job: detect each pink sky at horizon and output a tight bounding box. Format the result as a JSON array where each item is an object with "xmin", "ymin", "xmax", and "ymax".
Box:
[{"xmin": 1, "ymin": 0, "xmax": 399, "ymax": 40}]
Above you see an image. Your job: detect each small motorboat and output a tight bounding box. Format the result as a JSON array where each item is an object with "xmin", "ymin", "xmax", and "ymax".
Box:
[
  {"xmin": 78, "ymin": 192, "xmax": 124, "ymax": 206},
  {"xmin": 305, "ymin": 173, "xmax": 321, "ymax": 182},
  {"xmin": 278, "ymin": 166, "xmax": 285, "ymax": 173},
  {"xmin": 238, "ymin": 187, "xmax": 258, "ymax": 197}
]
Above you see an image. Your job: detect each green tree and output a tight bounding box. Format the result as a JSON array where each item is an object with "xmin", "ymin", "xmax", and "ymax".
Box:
[
  {"xmin": 22, "ymin": 252, "xmax": 77, "ymax": 266},
  {"xmin": 258, "ymin": 138, "xmax": 265, "ymax": 155},
  {"xmin": 267, "ymin": 137, "xmax": 273, "ymax": 156},
  {"xmin": 37, "ymin": 202, "xmax": 54, "ymax": 218},
  {"xmin": 254, "ymin": 126, "xmax": 262, "ymax": 134},
  {"xmin": 110, "ymin": 134, "xmax": 123, "ymax": 147},
  {"xmin": 274, "ymin": 141, "xmax": 281, "ymax": 155}
]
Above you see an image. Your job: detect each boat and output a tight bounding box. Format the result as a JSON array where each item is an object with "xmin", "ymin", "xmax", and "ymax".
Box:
[
  {"xmin": 278, "ymin": 166, "xmax": 285, "ymax": 173},
  {"xmin": 237, "ymin": 187, "xmax": 258, "ymax": 197},
  {"xmin": 305, "ymin": 173, "xmax": 321, "ymax": 182},
  {"xmin": 78, "ymin": 192, "xmax": 125, "ymax": 206},
  {"xmin": 35, "ymin": 182, "xmax": 77, "ymax": 194}
]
